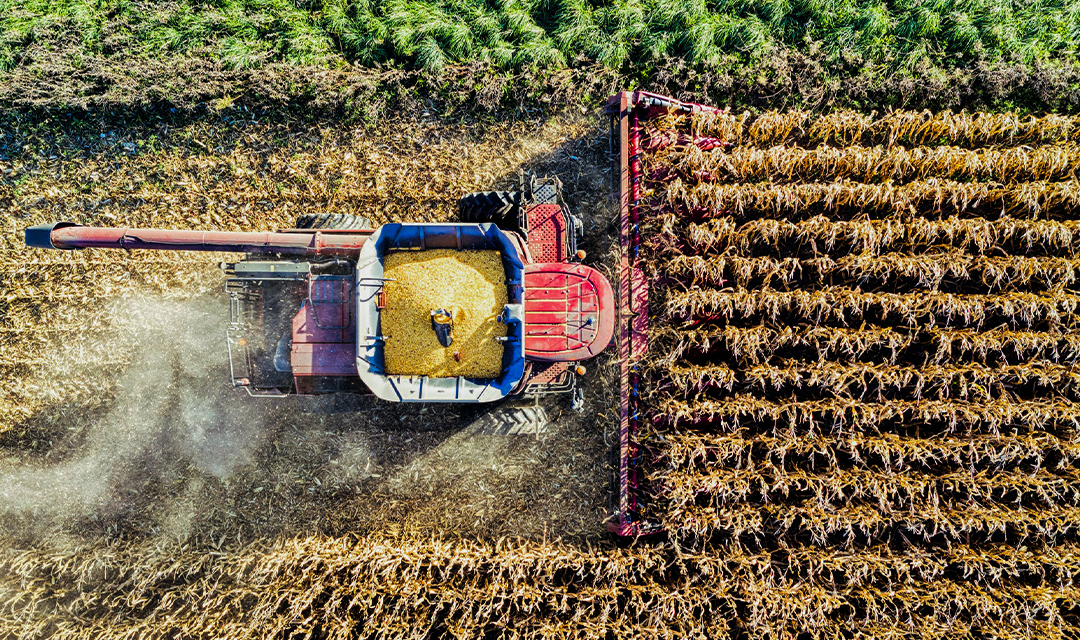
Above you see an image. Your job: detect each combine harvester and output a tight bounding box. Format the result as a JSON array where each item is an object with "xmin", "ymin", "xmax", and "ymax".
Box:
[
  {"xmin": 25, "ymin": 93, "xmax": 697, "ymax": 536},
  {"xmin": 25, "ymin": 176, "xmax": 614, "ymax": 404}
]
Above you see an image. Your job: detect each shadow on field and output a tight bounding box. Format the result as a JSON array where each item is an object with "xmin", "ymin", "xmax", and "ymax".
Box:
[{"xmin": 0, "ymin": 123, "xmax": 618, "ymax": 547}]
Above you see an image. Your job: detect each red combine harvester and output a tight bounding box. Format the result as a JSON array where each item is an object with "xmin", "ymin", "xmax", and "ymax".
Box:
[
  {"xmin": 26, "ymin": 176, "xmax": 615, "ymax": 404},
  {"xmin": 26, "ymin": 92, "xmax": 702, "ymax": 536}
]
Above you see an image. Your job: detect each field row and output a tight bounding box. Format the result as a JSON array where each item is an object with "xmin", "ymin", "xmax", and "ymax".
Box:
[
  {"xmin": 664, "ymin": 215, "xmax": 1080, "ymax": 257},
  {"xmin": 662, "ymin": 465, "xmax": 1080, "ymax": 522},
  {"xmin": 651, "ymin": 324, "xmax": 1080, "ymax": 367},
  {"xmin": 659, "ymin": 287, "xmax": 1079, "ymax": 330},
  {"xmin": 3, "ymin": 535, "xmax": 1079, "ymax": 639},
  {"xmin": 656, "ymin": 361, "xmax": 1080, "ymax": 402},
  {"xmin": 655, "ymin": 396, "xmax": 1078, "ymax": 433},
  {"xmin": 662, "ymin": 178, "xmax": 1080, "ymax": 220},
  {"xmin": 650, "ymin": 142, "xmax": 1080, "ymax": 184},
  {"xmin": 658, "ymin": 252, "xmax": 1080, "ymax": 293},
  {"xmin": 655, "ymin": 431, "xmax": 1080, "ymax": 474},
  {"xmin": 671, "ymin": 502, "xmax": 1080, "ymax": 544},
  {"xmin": 679, "ymin": 109, "xmax": 1080, "ymax": 148}
]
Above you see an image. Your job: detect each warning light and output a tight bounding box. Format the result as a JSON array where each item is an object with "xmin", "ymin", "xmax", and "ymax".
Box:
[
  {"xmin": 576, "ymin": 250, "xmax": 587, "ymax": 260},
  {"xmin": 574, "ymin": 365, "xmax": 587, "ymax": 375}
]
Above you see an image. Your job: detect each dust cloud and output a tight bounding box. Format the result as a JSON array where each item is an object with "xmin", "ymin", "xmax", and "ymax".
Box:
[{"xmin": 0, "ymin": 297, "xmax": 265, "ymax": 529}]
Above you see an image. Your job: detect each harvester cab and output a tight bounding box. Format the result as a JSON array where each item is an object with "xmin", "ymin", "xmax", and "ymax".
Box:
[{"xmin": 25, "ymin": 176, "xmax": 615, "ymax": 404}]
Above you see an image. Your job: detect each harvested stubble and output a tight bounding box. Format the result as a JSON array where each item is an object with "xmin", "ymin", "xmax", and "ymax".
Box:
[{"xmin": 382, "ymin": 249, "xmax": 507, "ymax": 378}]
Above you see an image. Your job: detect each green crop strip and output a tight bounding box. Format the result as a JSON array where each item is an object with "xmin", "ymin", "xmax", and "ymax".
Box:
[{"xmin": 2, "ymin": 0, "xmax": 1079, "ymax": 73}]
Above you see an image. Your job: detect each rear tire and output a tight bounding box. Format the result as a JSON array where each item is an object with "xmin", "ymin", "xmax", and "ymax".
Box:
[
  {"xmin": 295, "ymin": 213, "xmax": 373, "ymax": 230},
  {"xmin": 458, "ymin": 191, "xmax": 521, "ymax": 227},
  {"xmin": 462, "ymin": 404, "xmax": 551, "ymax": 436}
]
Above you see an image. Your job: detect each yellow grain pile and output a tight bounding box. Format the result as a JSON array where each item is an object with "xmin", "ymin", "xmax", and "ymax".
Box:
[{"xmin": 382, "ymin": 249, "xmax": 507, "ymax": 378}]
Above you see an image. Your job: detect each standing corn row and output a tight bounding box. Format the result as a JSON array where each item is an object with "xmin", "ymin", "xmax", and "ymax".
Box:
[{"xmin": 636, "ymin": 105, "xmax": 1080, "ymax": 637}]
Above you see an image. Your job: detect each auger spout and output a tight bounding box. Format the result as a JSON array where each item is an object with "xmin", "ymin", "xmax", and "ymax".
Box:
[{"xmin": 25, "ymin": 222, "xmax": 371, "ymax": 257}]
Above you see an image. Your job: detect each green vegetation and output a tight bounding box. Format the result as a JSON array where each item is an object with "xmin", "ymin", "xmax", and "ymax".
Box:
[
  {"xmin": 3, "ymin": 0, "xmax": 1080, "ymax": 114},
  {"xmin": 3, "ymin": 0, "xmax": 1080, "ymax": 74},
  {"xmin": 6, "ymin": 0, "xmax": 1080, "ymax": 73}
]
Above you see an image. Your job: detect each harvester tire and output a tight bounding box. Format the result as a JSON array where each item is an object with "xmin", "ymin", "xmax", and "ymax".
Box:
[
  {"xmin": 458, "ymin": 191, "xmax": 521, "ymax": 226},
  {"xmin": 295, "ymin": 213, "xmax": 373, "ymax": 230},
  {"xmin": 462, "ymin": 404, "xmax": 551, "ymax": 436}
]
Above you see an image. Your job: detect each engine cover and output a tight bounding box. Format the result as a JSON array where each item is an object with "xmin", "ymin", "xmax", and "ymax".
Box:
[{"xmin": 522, "ymin": 263, "xmax": 615, "ymax": 362}]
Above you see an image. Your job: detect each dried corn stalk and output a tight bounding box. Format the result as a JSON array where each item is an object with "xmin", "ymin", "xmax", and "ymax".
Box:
[
  {"xmin": 665, "ymin": 177, "xmax": 1080, "ymax": 219},
  {"xmin": 663, "ymin": 214, "xmax": 1080, "ymax": 256},
  {"xmin": 659, "ymin": 251, "xmax": 1080, "ymax": 291},
  {"xmin": 661, "ymin": 287, "xmax": 1080, "ymax": 329},
  {"xmin": 667, "ymin": 142, "xmax": 1080, "ymax": 184},
  {"xmin": 690, "ymin": 109, "xmax": 1080, "ymax": 148}
]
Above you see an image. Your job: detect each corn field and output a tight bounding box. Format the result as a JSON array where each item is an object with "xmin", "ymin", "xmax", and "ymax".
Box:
[
  {"xmin": 6, "ymin": 101, "xmax": 1080, "ymax": 638},
  {"xmin": 631, "ymin": 106, "xmax": 1080, "ymax": 636}
]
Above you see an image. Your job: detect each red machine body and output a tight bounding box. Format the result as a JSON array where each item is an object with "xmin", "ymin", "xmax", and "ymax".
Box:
[
  {"xmin": 290, "ymin": 279, "xmax": 358, "ymax": 384},
  {"xmin": 523, "ymin": 263, "xmax": 614, "ymax": 362}
]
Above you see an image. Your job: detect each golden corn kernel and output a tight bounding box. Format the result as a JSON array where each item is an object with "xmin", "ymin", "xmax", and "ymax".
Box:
[{"xmin": 382, "ymin": 249, "xmax": 507, "ymax": 378}]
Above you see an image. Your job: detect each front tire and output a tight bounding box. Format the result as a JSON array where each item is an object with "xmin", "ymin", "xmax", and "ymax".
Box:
[{"xmin": 457, "ymin": 191, "xmax": 522, "ymax": 227}]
